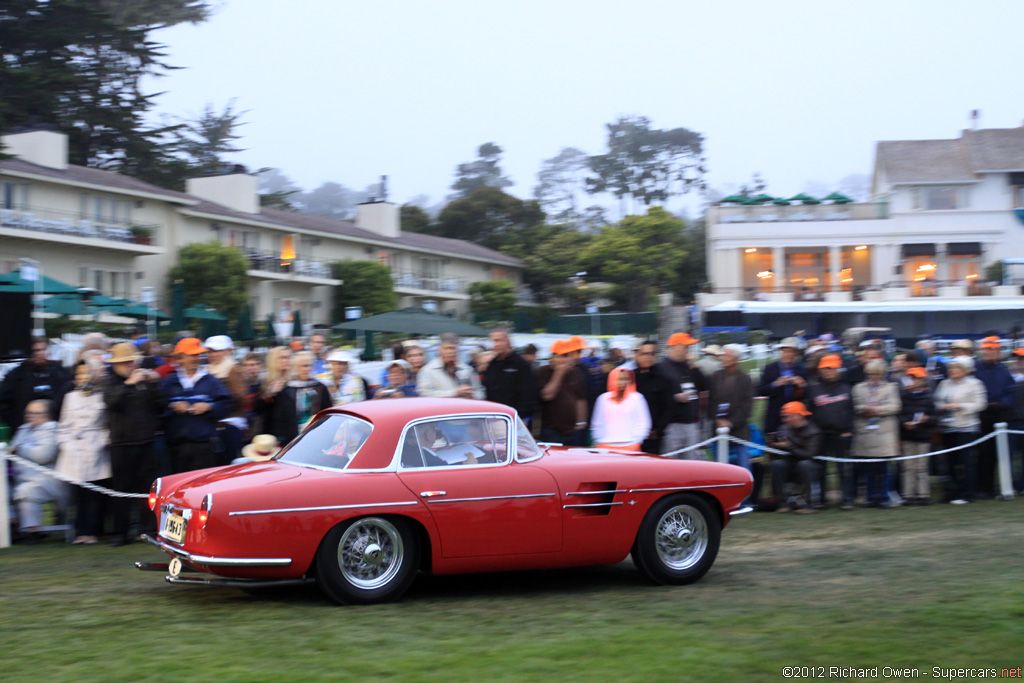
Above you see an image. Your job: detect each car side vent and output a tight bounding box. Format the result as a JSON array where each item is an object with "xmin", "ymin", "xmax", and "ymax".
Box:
[{"xmin": 564, "ymin": 482, "xmax": 624, "ymax": 517}]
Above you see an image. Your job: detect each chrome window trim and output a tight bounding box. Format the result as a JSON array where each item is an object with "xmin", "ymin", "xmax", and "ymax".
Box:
[
  {"xmin": 628, "ymin": 483, "xmax": 746, "ymax": 493},
  {"xmin": 228, "ymin": 500, "xmax": 419, "ymax": 516},
  {"xmin": 566, "ymin": 490, "xmax": 627, "ymax": 496},
  {"xmin": 563, "ymin": 502, "xmax": 624, "ymax": 509},
  {"xmin": 425, "ymin": 492, "xmax": 557, "ymax": 504},
  {"xmin": 277, "ymin": 414, "xmax": 375, "ymax": 472},
  {"xmin": 514, "ymin": 416, "xmax": 546, "ymax": 463},
  {"xmin": 393, "ymin": 412, "xmax": 515, "ymax": 471}
]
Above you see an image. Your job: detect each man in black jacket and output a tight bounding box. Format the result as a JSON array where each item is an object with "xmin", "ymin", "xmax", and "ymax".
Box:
[
  {"xmin": 0, "ymin": 337, "xmax": 71, "ymax": 431},
  {"xmin": 806, "ymin": 353, "xmax": 855, "ymax": 509},
  {"xmin": 758, "ymin": 337, "xmax": 808, "ymax": 438},
  {"xmin": 104, "ymin": 342, "xmax": 166, "ymax": 546},
  {"xmin": 482, "ymin": 327, "xmax": 538, "ymax": 423},
  {"xmin": 633, "ymin": 340, "xmax": 674, "ymax": 454},
  {"xmin": 771, "ymin": 401, "xmax": 822, "ymax": 513}
]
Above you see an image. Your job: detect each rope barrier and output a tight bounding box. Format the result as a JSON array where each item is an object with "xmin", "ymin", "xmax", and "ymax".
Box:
[
  {"xmin": 659, "ymin": 435, "xmax": 720, "ymax": 459},
  {"xmin": 724, "ymin": 431, "xmax": 999, "ymax": 464},
  {"xmin": 3, "ymin": 449, "xmax": 146, "ymax": 499}
]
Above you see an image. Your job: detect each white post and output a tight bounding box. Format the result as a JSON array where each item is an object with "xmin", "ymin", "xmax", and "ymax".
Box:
[
  {"xmin": 716, "ymin": 426, "xmax": 730, "ymax": 464},
  {"xmin": 994, "ymin": 422, "xmax": 1014, "ymax": 500},
  {"xmin": 0, "ymin": 444, "xmax": 10, "ymax": 548}
]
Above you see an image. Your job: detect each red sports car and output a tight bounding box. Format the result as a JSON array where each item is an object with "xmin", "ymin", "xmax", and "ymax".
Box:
[{"xmin": 137, "ymin": 398, "xmax": 753, "ymax": 604}]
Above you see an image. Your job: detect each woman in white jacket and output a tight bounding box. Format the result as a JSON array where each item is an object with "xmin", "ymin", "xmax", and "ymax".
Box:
[
  {"xmin": 590, "ymin": 367, "xmax": 651, "ymax": 451},
  {"xmin": 933, "ymin": 356, "xmax": 987, "ymax": 504}
]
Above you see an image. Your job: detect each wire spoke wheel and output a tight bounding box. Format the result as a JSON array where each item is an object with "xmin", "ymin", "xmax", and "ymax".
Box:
[
  {"xmin": 654, "ymin": 505, "xmax": 708, "ymax": 571},
  {"xmin": 316, "ymin": 516, "xmax": 418, "ymax": 604},
  {"xmin": 632, "ymin": 493, "xmax": 721, "ymax": 585}
]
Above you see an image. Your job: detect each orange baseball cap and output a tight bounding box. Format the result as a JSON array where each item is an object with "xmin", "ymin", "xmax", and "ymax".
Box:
[
  {"xmin": 173, "ymin": 337, "xmax": 206, "ymax": 355},
  {"xmin": 818, "ymin": 354, "xmax": 842, "ymax": 369},
  {"xmin": 667, "ymin": 332, "xmax": 698, "ymax": 346},
  {"xmin": 550, "ymin": 340, "xmax": 568, "ymax": 355},
  {"xmin": 564, "ymin": 336, "xmax": 587, "ymax": 353},
  {"xmin": 906, "ymin": 367, "xmax": 928, "ymax": 378},
  {"xmin": 289, "ymin": 340, "xmax": 305, "ymax": 350},
  {"xmin": 781, "ymin": 401, "xmax": 811, "ymax": 417},
  {"xmin": 980, "ymin": 336, "xmax": 1001, "ymax": 350},
  {"xmin": 1013, "ymin": 348, "xmax": 1024, "ymax": 357}
]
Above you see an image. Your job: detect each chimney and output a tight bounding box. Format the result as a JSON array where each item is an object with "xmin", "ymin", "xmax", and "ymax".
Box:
[
  {"xmin": 969, "ymin": 109, "xmax": 981, "ymax": 131},
  {"xmin": 0, "ymin": 129, "xmax": 68, "ymax": 170},
  {"xmin": 356, "ymin": 200, "xmax": 399, "ymax": 238},
  {"xmin": 186, "ymin": 166, "xmax": 259, "ymax": 214}
]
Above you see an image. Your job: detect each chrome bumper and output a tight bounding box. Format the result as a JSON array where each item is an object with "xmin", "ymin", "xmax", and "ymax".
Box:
[
  {"xmin": 729, "ymin": 505, "xmax": 755, "ymax": 517},
  {"xmin": 164, "ymin": 575, "xmax": 314, "ymax": 588},
  {"xmin": 139, "ymin": 533, "xmax": 293, "ymax": 567}
]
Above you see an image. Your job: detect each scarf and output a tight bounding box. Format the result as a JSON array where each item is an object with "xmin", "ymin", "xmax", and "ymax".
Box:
[{"xmin": 606, "ymin": 367, "xmax": 637, "ymax": 404}]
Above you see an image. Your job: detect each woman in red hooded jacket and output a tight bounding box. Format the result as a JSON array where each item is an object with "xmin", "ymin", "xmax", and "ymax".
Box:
[{"xmin": 590, "ymin": 367, "xmax": 652, "ymax": 451}]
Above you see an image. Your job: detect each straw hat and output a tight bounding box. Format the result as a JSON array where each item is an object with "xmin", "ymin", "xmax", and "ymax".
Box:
[
  {"xmin": 241, "ymin": 434, "xmax": 281, "ymax": 462},
  {"xmin": 107, "ymin": 342, "xmax": 143, "ymax": 363}
]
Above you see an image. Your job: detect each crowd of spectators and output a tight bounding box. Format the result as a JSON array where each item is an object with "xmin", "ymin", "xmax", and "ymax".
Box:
[{"xmin": 4, "ymin": 325, "xmax": 1024, "ymax": 545}]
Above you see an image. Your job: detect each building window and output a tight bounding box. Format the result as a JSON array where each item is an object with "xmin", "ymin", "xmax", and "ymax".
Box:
[
  {"xmin": 2, "ymin": 182, "xmax": 29, "ymax": 209},
  {"xmin": 913, "ymin": 186, "xmax": 969, "ymax": 211},
  {"xmin": 1014, "ymin": 186, "xmax": 1024, "ymax": 209},
  {"xmin": 80, "ymin": 193, "xmax": 132, "ymax": 224}
]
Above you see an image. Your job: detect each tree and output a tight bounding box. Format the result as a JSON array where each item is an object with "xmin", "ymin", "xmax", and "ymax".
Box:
[
  {"xmin": 468, "ymin": 280, "xmax": 517, "ymax": 320},
  {"xmin": 257, "ymin": 168, "xmax": 300, "ymax": 210},
  {"xmin": 296, "ymin": 182, "xmax": 367, "ymax": 220},
  {"xmin": 533, "ymin": 147, "xmax": 589, "ymax": 225},
  {"xmin": 400, "ymin": 204, "xmax": 432, "ymax": 234},
  {"xmin": 172, "ymin": 100, "xmax": 247, "ymax": 177},
  {"xmin": 586, "ymin": 116, "xmax": 706, "ymax": 212},
  {"xmin": 580, "ymin": 207, "xmax": 690, "ymax": 312},
  {"xmin": 450, "ymin": 142, "xmax": 513, "ymax": 198},
  {"xmin": 0, "ymin": 1, "xmax": 212, "ymax": 190},
  {"xmin": 168, "ymin": 241, "xmax": 249, "ymax": 315},
  {"xmin": 435, "ymin": 186, "xmax": 545, "ymax": 250},
  {"xmin": 838, "ymin": 173, "xmax": 871, "ymax": 202},
  {"xmin": 330, "ymin": 260, "xmax": 397, "ymax": 322},
  {"xmin": 738, "ymin": 172, "xmax": 768, "ymax": 198}
]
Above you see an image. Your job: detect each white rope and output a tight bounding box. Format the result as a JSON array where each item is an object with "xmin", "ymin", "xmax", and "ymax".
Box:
[
  {"xmin": 723, "ymin": 431, "xmax": 998, "ymax": 464},
  {"xmin": 659, "ymin": 435, "xmax": 719, "ymax": 459},
  {"xmin": 3, "ymin": 450, "xmax": 147, "ymax": 498}
]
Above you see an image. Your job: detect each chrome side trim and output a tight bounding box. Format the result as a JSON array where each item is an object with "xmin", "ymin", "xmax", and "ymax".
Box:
[
  {"xmin": 426, "ymin": 492, "xmax": 557, "ymax": 504},
  {"xmin": 628, "ymin": 483, "xmax": 747, "ymax": 494},
  {"xmin": 566, "ymin": 490, "xmax": 627, "ymax": 496},
  {"xmin": 140, "ymin": 533, "xmax": 292, "ymax": 566},
  {"xmin": 228, "ymin": 500, "xmax": 419, "ymax": 516},
  {"xmin": 166, "ymin": 576, "xmax": 315, "ymax": 588},
  {"xmin": 730, "ymin": 505, "xmax": 755, "ymax": 517},
  {"xmin": 563, "ymin": 502, "xmax": 624, "ymax": 509}
]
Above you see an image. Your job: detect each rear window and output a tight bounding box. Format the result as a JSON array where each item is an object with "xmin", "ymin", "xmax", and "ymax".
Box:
[{"xmin": 277, "ymin": 414, "xmax": 373, "ymax": 470}]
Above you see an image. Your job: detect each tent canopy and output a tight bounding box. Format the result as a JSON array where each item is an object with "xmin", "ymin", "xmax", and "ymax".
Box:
[
  {"xmin": 333, "ymin": 307, "xmax": 488, "ymax": 335},
  {"xmin": 0, "ymin": 270, "xmax": 80, "ymax": 294}
]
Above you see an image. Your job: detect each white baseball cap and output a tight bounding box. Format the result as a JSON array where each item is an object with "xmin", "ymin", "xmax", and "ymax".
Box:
[{"xmin": 204, "ymin": 335, "xmax": 233, "ymax": 351}]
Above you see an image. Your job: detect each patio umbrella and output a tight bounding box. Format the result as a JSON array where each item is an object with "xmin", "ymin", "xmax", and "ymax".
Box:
[
  {"xmin": 107, "ymin": 303, "xmax": 170, "ymax": 320},
  {"xmin": 788, "ymin": 193, "xmax": 821, "ymax": 204},
  {"xmin": 235, "ymin": 305, "xmax": 254, "ymax": 342},
  {"xmin": 170, "ymin": 281, "xmax": 185, "ymax": 331},
  {"xmin": 750, "ymin": 194, "xmax": 775, "ymax": 203},
  {"xmin": 41, "ymin": 294, "xmax": 85, "ymax": 315},
  {"xmin": 291, "ymin": 308, "xmax": 303, "ymax": 338},
  {"xmin": 771, "ymin": 198, "xmax": 791, "ymax": 205},
  {"xmin": 720, "ymin": 195, "xmax": 746, "ymax": 203},
  {"xmin": 183, "ymin": 305, "xmax": 227, "ymax": 321},
  {"xmin": 824, "ymin": 192, "xmax": 854, "ymax": 204},
  {"xmin": 0, "ymin": 270, "xmax": 80, "ymax": 294},
  {"xmin": 333, "ymin": 307, "xmax": 488, "ymax": 336}
]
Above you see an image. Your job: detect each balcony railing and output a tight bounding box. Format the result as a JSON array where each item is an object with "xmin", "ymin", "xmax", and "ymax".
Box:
[
  {"xmin": 711, "ymin": 202, "xmax": 889, "ymax": 224},
  {"xmin": 0, "ymin": 205, "xmax": 160, "ymax": 246},
  {"xmin": 241, "ymin": 248, "xmax": 333, "ymax": 279},
  {"xmin": 707, "ymin": 281, "xmax": 1003, "ymax": 302},
  {"xmin": 391, "ymin": 270, "xmax": 467, "ymax": 294}
]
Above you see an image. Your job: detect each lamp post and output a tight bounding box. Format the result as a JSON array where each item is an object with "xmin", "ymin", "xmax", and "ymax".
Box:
[{"xmin": 19, "ymin": 257, "xmax": 43, "ymax": 337}]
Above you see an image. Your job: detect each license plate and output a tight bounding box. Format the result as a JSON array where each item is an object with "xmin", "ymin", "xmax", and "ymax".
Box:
[{"xmin": 161, "ymin": 512, "xmax": 186, "ymax": 545}]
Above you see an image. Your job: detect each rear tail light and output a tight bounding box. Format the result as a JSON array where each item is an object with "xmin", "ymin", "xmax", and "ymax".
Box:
[
  {"xmin": 199, "ymin": 494, "xmax": 213, "ymax": 528},
  {"xmin": 148, "ymin": 478, "xmax": 161, "ymax": 511}
]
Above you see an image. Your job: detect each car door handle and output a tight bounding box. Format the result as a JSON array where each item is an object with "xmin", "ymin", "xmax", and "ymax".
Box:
[{"xmin": 419, "ymin": 490, "xmax": 447, "ymax": 498}]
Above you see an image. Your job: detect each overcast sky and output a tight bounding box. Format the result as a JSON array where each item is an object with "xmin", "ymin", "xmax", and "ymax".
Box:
[{"xmin": 145, "ymin": 0, "xmax": 1024, "ymax": 216}]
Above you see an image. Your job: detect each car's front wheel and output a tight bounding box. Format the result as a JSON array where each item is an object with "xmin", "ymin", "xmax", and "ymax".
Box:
[
  {"xmin": 316, "ymin": 516, "xmax": 419, "ymax": 605},
  {"xmin": 631, "ymin": 494, "xmax": 721, "ymax": 585}
]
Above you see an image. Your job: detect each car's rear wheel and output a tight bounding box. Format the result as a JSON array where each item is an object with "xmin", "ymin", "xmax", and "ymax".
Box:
[
  {"xmin": 315, "ymin": 516, "xmax": 419, "ymax": 605},
  {"xmin": 631, "ymin": 494, "xmax": 720, "ymax": 585}
]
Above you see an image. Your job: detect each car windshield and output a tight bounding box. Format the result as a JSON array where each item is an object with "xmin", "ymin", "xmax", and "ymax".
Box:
[{"xmin": 277, "ymin": 414, "xmax": 373, "ymax": 470}]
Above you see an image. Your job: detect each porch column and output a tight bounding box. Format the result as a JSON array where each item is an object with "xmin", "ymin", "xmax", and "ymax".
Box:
[
  {"xmin": 829, "ymin": 245, "xmax": 842, "ymax": 291},
  {"xmin": 773, "ymin": 247, "xmax": 786, "ymax": 293}
]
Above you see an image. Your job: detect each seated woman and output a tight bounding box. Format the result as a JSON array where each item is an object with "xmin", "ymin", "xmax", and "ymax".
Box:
[
  {"xmin": 590, "ymin": 367, "xmax": 652, "ymax": 451},
  {"xmin": 10, "ymin": 400, "xmax": 69, "ymax": 543}
]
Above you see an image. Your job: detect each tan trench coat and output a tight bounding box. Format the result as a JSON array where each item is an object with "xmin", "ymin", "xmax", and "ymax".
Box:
[
  {"xmin": 56, "ymin": 389, "xmax": 111, "ymax": 482},
  {"xmin": 851, "ymin": 380, "xmax": 902, "ymax": 458}
]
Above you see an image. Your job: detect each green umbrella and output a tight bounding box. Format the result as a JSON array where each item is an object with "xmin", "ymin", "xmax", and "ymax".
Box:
[
  {"xmin": 107, "ymin": 303, "xmax": 170, "ymax": 319},
  {"xmin": 751, "ymin": 194, "xmax": 775, "ymax": 203},
  {"xmin": 788, "ymin": 193, "xmax": 821, "ymax": 204},
  {"xmin": 0, "ymin": 270, "xmax": 80, "ymax": 294},
  {"xmin": 170, "ymin": 281, "xmax": 185, "ymax": 331},
  {"xmin": 824, "ymin": 192, "xmax": 854, "ymax": 204},
  {"xmin": 183, "ymin": 306, "xmax": 227, "ymax": 321},
  {"xmin": 41, "ymin": 293, "xmax": 85, "ymax": 315},
  {"xmin": 333, "ymin": 307, "xmax": 488, "ymax": 336},
  {"xmin": 291, "ymin": 308, "xmax": 303, "ymax": 338},
  {"xmin": 235, "ymin": 305, "xmax": 254, "ymax": 342},
  {"xmin": 771, "ymin": 197, "xmax": 791, "ymax": 205},
  {"xmin": 720, "ymin": 195, "xmax": 746, "ymax": 203}
]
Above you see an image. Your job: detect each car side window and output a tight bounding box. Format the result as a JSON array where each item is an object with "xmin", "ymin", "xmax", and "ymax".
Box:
[{"xmin": 401, "ymin": 416, "xmax": 509, "ymax": 468}]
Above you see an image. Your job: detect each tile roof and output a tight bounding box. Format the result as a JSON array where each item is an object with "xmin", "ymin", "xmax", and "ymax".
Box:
[
  {"xmin": 0, "ymin": 158, "xmax": 195, "ymax": 202},
  {"xmin": 877, "ymin": 126, "xmax": 1024, "ymax": 183}
]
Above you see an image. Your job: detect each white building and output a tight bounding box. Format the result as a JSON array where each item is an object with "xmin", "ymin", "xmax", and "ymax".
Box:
[
  {"xmin": 0, "ymin": 129, "xmax": 522, "ymax": 326},
  {"xmin": 702, "ymin": 121, "xmax": 1024, "ymax": 338}
]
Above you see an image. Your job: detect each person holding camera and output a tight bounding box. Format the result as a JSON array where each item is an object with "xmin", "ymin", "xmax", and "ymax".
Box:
[
  {"xmin": 104, "ymin": 342, "xmax": 166, "ymax": 546},
  {"xmin": 373, "ymin": 360, "xmax": 418, "ymax": 399},
  {"xmin": 759, "ymin": 337, "xmax": 809, "ymax": 439}
]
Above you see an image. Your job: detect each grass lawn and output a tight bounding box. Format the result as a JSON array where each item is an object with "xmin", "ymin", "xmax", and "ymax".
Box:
[{"xmin": 2, "ymin": 500, "xmax": 1022, "ymax": 682}]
